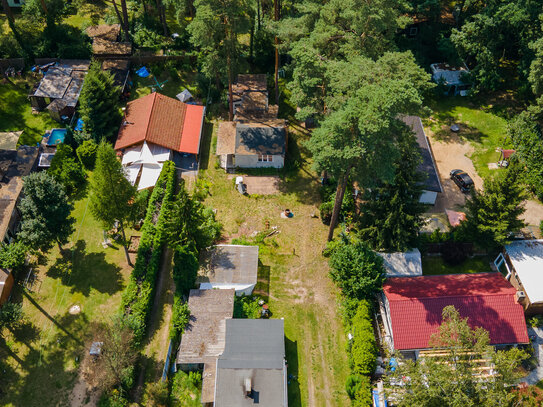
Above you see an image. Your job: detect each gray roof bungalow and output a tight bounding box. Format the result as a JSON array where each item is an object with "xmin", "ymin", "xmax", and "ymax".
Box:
[
  {"xmin": 216, "ymin": 120, "xmax": 287, "ymax": 170},
  {"xmin": 402, "ymin": 115, "xmax": 443, "ymax": 205},
  {"xmin": 214, "ymin": 319, "xmax": 288, "ymax": 406},
  {"xmin": 198, "ymin": 245, "xmax": 259, "ymax": 296},
  {"xmin": 176, "ymin": 289, "xmax": 235, "ymax": 405},
  {"xmin": 29, "ymin": 60, "xmax": 90, "ymax": 122}
]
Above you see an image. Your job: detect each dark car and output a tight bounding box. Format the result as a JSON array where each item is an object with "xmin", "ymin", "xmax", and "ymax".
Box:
[{"xmin": 450, "ymin": 169, "xmax": 474, "ymax": 193}]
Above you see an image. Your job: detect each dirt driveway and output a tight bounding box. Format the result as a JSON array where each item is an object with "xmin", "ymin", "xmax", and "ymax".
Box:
[
  {"xmin": 426, "ymin": 125, "xmax": 543, "ymax": 232},
  {"xmin": 426, "ymin": 129, "xmax": 483, "ymax": 213}
]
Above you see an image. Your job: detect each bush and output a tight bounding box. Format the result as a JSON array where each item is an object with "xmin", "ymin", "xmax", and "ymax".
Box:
[
  {"xmin": 170, "ymin": 296, "xmax": 190, "ymax": 340},
  {"xmin": 349, "ymin": 301, "xmax": 378, "ymax": 376},
  {"xmin": 0, "ymin": 302, "xmax": 23, "ymax": 328},
  {"xmin": 329, "ymin": 239, "xmax": 386, "ymax": 300},
  {"xmin": 172, "ymin": 245, "xmax": 199, "ymax": 297},
  {"xmin": 346, "ymin": 374, "xmax": 363, "ymax": 399},
  {"xmin": 0, "ymin": 241, "xmax": 28, "ymax": 271},
  {"xmin": 528, "ymin": 315, "xmax": 543, "ymax": 328},
  {"xmin": 319, "ymin": 201, "xmax": 333, "ymax": 225},
  {"xmin": 49, "ymin": 144, "xmax": 86, "ymax": 195},
  {"xmin": 76, "ymin": 139, "xmax": 98, "ymax": 170},
  {"xmin": 233, "ymin": 295, "xmax": 261, "ymax": 319},
  {"xmin": 440, "ymin": 241, "xmax": 468, "ymax": 266}
]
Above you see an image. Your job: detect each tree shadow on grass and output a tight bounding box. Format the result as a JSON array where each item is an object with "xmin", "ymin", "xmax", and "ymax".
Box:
[
  {"xmin": 254, "ymin": 261, "xmax": 270, "ymax": 302},
  {"xmin": 285, "ymin": 337, "xmax": 301, "ymax": 407},
  {"xmin": 46, "ymin": 240, "xmax": 124, "ymax": 296}
]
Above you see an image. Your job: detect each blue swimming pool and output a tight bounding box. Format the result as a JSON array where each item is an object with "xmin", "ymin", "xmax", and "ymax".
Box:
[{"xmin": 46, "ymin": 128, "xmax": 67, "ymax": 146}]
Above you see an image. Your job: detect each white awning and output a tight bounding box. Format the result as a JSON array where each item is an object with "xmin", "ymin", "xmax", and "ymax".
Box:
[
  {"xmin": 138, "ymin": 163, "xmax": 162, "ymax": 190},
  {"xmin": 122, "ymin": 145, "xmax": 142, "ymax": 165},
  {"xmin": 148, "ymin": 143, "xmax": 171, "ymax": 162},
  {"xmin": 125, "ymin": 163, "xmax": 141, "ymax": 186},
  {"xmin": 176, "ymin": 89, "xmax": 193, "ymax": 102}
]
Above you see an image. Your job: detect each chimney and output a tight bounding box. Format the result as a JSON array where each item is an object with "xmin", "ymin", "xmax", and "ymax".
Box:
[
  {"xmin": 244, "ymin": 378, "xmax": 252, "ymax": 397},
  {"xmin": 516, "ymin": 291, "xmax": 526, "ymax": 303}
]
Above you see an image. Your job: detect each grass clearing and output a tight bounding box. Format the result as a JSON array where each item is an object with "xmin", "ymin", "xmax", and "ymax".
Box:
[
  {"xmin": 199, "ymin": 118, "xmax": 350, "ymax": 407},
  {"xmin": 426, "ymin": 96, "xmax": 509, "ymax": 179},
  {"xmin": 131, "ymin": 68, "xmax": 199, "ymax": 101},
  {"xmin": 0, "ymin": 77, "xmax": 61, "ymax": 146},
  {"xmin": 422, "ymin": 255, "xmax": 494, "ymax": 276},
  {"xmin": 0, "ymin": 189, "xmax": 132, "ymax": 407}
]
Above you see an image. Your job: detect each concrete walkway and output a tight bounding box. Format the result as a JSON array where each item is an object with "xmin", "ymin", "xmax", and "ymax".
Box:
[{"xmin": 524, "ymin": 327, "xmax": 543, "ymax": 385}]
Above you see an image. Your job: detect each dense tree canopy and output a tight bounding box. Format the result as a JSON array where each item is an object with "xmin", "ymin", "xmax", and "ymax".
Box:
[
  {"xmin": 18, "ymin": 172, "xmax": 75, "ymax": 252},
  {"xmin": 328, "ymin": 239, "xmax": 386, "ymax": 300},
  {"xmin": 358, "ymin": 127, "xmax": 425, "ymax": 252}
]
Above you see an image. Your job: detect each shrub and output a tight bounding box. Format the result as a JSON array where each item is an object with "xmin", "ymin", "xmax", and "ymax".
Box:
[
  {"xmin": 353, "ymin": 375, "xmax": 372, "ymax": 407},
  {"xmin": 319, "ymin": 201, "xmax": 333, "ymax": 225},
  {"xmin": 76, "ymin": 139, "xmax": 98, "ymax": 170},
  {"xmin": 441, "ymin": 241, "xmax": 468, "ymax": 266},
  {"xmin": 170, "ymin": 296, "xmax": 190, "ymax": 340},
  {"xmin": 0, "ymin": 302, "xmax": 23, "ymax": 328},
  {"xmin": 172, "ymin": 245, "xmax": 199, "ymax": 297},
  {"xmin": 0, "ymin": 241, "xmax": 28, "ymax": 271},
  {"xmin": 233, "ymin": 295, "xmax": 261, "ymax": 319},
  {"xmin": 329, "ymin": 239, "xmax": 386, "ymax": 300},
  {"xmin": 349, "ymin": 301, "xmax": 378, "ymax": 376},
  {"xmin": 49, "ymin": 144, "xmax": 86, "ymax": 195},
  {"xmin": 528, "ymin": 314, "xmax": 543, "ymax": 328},
  {"xmin": 346, "ymin": 374, "xmax": 363, "ymax": 400}
]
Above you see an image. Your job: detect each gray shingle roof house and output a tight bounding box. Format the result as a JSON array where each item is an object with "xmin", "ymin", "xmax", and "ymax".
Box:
[
  {"xmin": 216, "ymin": 120, "xmax": 287, "ymax": 170},
  {"xmin": 176, "ymin": 289, "xmax": 235, "ymax": 405},
  {"xmin": 401, "ymin": 115, "xmax": 443, "ymax": 205},
  {"xmin": 214, "ymin": 319, "xmax": 288, "ymax": 406},
  {"xmin": 198, "ymin": 245, "xmax": 259, "ymax": 296}
]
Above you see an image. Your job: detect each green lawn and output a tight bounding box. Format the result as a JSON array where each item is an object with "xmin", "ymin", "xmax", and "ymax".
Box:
[
  {"xmin": 426, "ymin": 96, "xmax": 510, "ymax": 179},
  {"xmin": 422, "ymin": 255, "xmax": 495, "ymax": 276},
  {"xmin": 131, "ymin": 69, "xmax": 199, "ymax": 101},
  {"xmin": 199, "ymin": 117, "xmax": 350, "ymax": 407},
  {"xmin": 0, "ymin": 189, "xmax": 132, "ymax": 406},
  {"xmin": 0, "ymin": 77, "xmax": 60, "ymax": 146}
]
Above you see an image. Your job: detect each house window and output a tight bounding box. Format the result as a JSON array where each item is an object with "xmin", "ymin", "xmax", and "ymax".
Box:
[{"xmin": 258, "ymin": 154, "xmax": 273, "ymax": 162}]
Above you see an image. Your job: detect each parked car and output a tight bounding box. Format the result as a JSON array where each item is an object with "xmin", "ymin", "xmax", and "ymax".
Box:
[{"xmin": 450, "ymin": 169, "xmax": 474, "ymax": 193}]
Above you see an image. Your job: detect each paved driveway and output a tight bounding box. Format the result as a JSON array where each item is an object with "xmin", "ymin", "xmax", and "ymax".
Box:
[{"xmin": 228, "ymin": 175, "xmax": 281, "ymax": 195}]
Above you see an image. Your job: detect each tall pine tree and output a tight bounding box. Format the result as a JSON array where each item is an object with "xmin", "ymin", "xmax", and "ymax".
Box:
[
  {"xmin": 188, "ymin": 0, "xmax": 250, "ymax": 120},
  {"xmin": 357, "ymin": 126, "xmax": 425, "ymax": 252},
  {"xmin": 89, "ymin": 142, "xmax": 136, "ymax": 266},
  {"xmin": 461, "ymin": 168, "xmax": 526, "ymax": 250},
  {"xmin": 79, "ymin": 63, "xmax": 121, "ymax": 143}
]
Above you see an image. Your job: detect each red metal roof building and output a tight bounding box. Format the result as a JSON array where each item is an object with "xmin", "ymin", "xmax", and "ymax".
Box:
[
  {"xmin": 381, "ymin": 273, "xmax": 529, "ymax": 351},
  {"xmin": 114, "ymin": 92, "xmax": 205, "ymax": 155}
]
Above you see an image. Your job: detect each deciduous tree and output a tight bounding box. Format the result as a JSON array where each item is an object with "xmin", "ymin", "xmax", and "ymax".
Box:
[
  {"xmin": 49, "ymin": 144, "xmax": 86, "ymax": 196},
  {"xmin": 389, "ymin": 306, "xmax": 528, "ymax": 407},
  {"xmin": 328, "ymin": 238, "xmax": 386, "ymax": 300},
  {"xmin": 18, "ymin": 172, "xmax": 75, "ymax": 252},
  {"xmin": 89, "ymin": 142, "xmax": 136, "ymax": 266}
]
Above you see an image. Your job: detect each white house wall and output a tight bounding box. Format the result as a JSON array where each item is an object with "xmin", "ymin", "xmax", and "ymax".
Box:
[
  {"xmin": 199, "ymin": 282, "xmax": 256, "ymax": 296},
  {"xmin": 234, "ymin": 154, "xmax": 284, "ymax": 169}
]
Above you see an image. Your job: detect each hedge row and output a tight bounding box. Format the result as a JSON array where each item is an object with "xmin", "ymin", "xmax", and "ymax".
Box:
[
  {"xmin": 345, "ymin": 300, "xmax": 377, "ymax": 406},
  {"xmin": 121, "ymin": 161, "xmax": 177, "ymax": 345}
]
